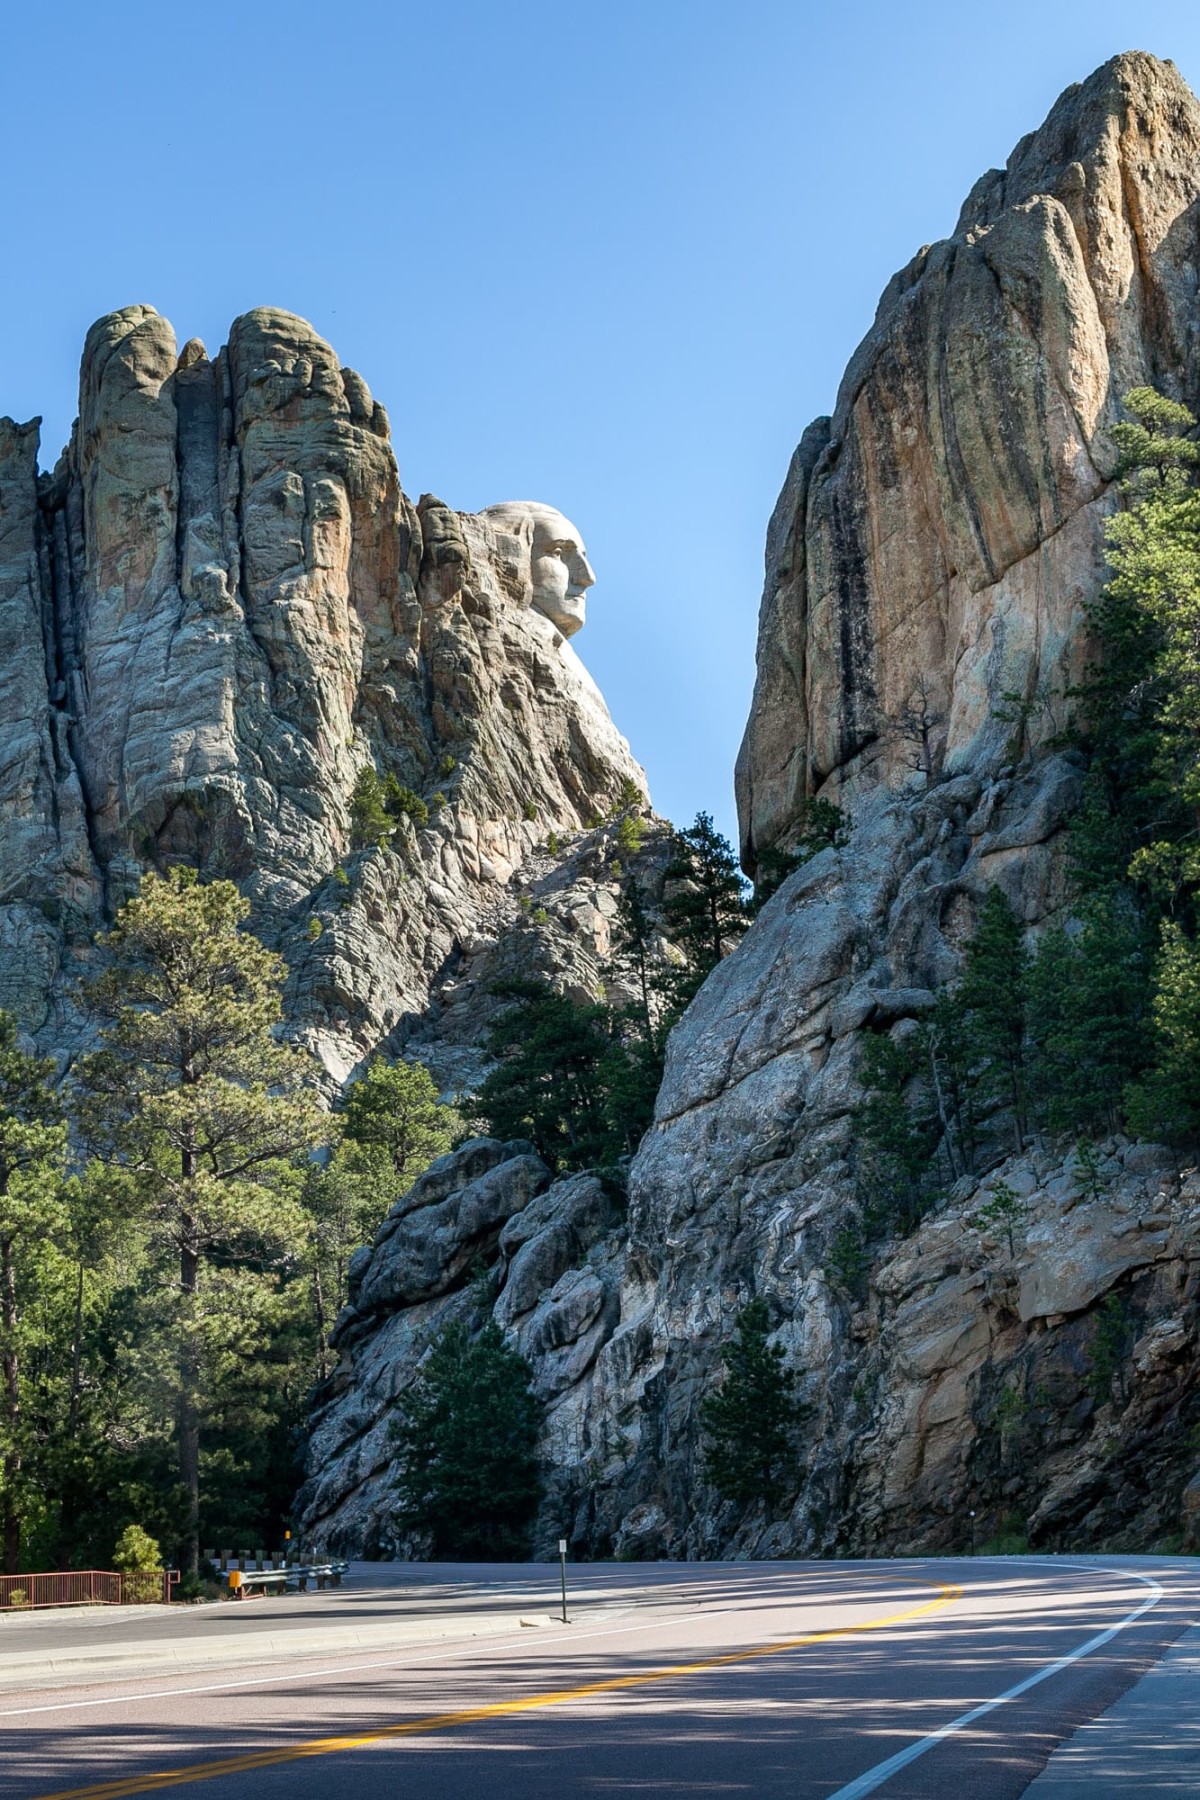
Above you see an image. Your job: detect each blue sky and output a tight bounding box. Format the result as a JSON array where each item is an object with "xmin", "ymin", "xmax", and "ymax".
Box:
[{"xmin": 4, "ymin": 1, "xmax": 1199, "ymax": 847}]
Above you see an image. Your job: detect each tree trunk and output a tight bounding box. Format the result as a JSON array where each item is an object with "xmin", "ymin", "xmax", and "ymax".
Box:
[
  {"xmin": 313, "ymin": 1248, "xmax": 329, "ymax": 1385},
  {"xmin": 178, "ymin": 1228, "xmax": 200, "ymax": 1578},
  {"xmin": 1, "ymin": 1228, "xmax": 21, "ymax": 1575},
  {"xmin": 68, "ymin": 1259, "xmax": 84, "ymax": 1434},
  {"xmin": 928, "ymin": 1036, "xmax": 962, "ymax": 1181},
  {"xmin": 637, "ymin": 945, "xmax": 652, "ymax": 1039}
]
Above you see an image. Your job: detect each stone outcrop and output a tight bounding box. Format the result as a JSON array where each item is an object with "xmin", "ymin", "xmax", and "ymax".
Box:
[
  {"xmin": 299, "ymin": 1137, "xmax": 625, "ymax": 1556},
  {"xmin": 299, "ymin": 51, "xmax": 1200, "ymax": 1562},
  {"xmin": 736, "ymin": 50, "xmax": 1200, "ymax": 867},
  {"xmin": 0, "ymin": 305, "xmax": 648, "ymax": 1082},
  {"xmin": 581, "ymin": 50, "xmax": 1200, "ymax": 1558},
  {"xmin": 8, "ymin": 54, "xmax": 1200, "ymax": 1565}
]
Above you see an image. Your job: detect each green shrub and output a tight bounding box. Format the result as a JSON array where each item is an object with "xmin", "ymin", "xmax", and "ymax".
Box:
[
  {"xmin": 113, "ymin": 1525, "xmax": 164, "ymax": 1602},
  {"xmin": 973, "ymin": 1180, "xmax": 1025, "ymax": 1258},
  {"xmin": 112, "ymin": 1523, "xmax": 162, "ymax": 1572},
  {"xmin": 825, "ymin": 1224, "xmax": 869, "ymax": 1298},
  {"xmin": 978, "ymin": 1511, "xmax": 1029, "ymax": 1555},
  {"xmin": 1086, "ymin": 1292, "xmax": 1134, "ymax": 1405},
  {"xmin": 617, "ymin": 812, "xmax": 644, "ymax": 856},
  {"xmin": 385, "ymin": 778, "xmax": 429, "ymax": 828}
]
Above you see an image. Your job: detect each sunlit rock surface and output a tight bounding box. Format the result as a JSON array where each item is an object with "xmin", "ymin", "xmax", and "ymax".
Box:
[
  {"xmin": 737, "ymin": 50, "xmax": 1200, "ymax": 861},
  {"xmin": 0, "ymin": 305, "xmax": 648, "ymax": 1080}
]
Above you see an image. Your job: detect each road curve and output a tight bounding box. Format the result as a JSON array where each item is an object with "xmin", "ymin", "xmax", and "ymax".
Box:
[{"xmin": 1, "ymin": 1557, "xmax": 1195, "ymax": 1800}]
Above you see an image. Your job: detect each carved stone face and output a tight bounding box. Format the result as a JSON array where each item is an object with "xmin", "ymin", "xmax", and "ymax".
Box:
[{"xmin": 480, "ymin": 502, "xmax": 596, "ymax": 636}]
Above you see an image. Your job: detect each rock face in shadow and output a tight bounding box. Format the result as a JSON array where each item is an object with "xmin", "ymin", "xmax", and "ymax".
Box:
[
  {"xmin": 0, "ymin": 306, "xmax": 647, "ymax": 1081},
  {"xmin": 298, "ymin": 1139, "xmax": 625, "ymax": 1557}
]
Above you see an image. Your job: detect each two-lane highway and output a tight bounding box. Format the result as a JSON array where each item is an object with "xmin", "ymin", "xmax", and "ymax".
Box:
[{"xmin": 1, "ymin": 1558, "xmax": 1195, "ymax": 1799}]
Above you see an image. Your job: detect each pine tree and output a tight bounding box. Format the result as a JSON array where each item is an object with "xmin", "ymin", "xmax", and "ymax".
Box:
[
  {"xmin": 854, "ymin": 1031, "xmax": 942, "ymax": 1227},
  {"xmin": 391, "ymin": 1319, "xmax": 542, "ymax": 1557},
  {"xmin": 348, "ymin": 767, "xmax": 430, "ymax": 851},
  {"xmin": 612, "ymin": 880, "xmax": 657, "ymax": 1041},
  {"xmin": 1065, "ymin": 387, "xmax": 1200, "ymax": 1143},
  {"xmin": 699, "ymin": 1299, "xmax": 801, "ymax": 1508},
  {"xmin": 922, "ymin": 986, "xmax": 979, "ymax": 1180},
  {"xmin": 476, "ymin": 981, "xmax": 614, "ymax": 1169},
  {"xmin": 342, "ymin": 1058, "xmax": 461, "ymax": 1192},
  {"xmin": 303, "ymin": 1060, "xmax": 463, "ymax": 1377},
  {"xmin": 661, "ymin": 813, "xmax": 750, "ymax": 1005},
  {"xmin": 1127, "ymin": 922, "xmax": 1200, "ymax": 1140},
  {"xmin": 597, "ymin": 1026, "xmax": 662, "ymax": 1161},
  {"xmin": 0, "ymin": 1017, "xmax": 68, "ymax": 1573},
  {"xmin": 76, "ymin": 869, "xmax": 329, "ymax": 1574},
  {"xmin": 349, "ymin": 768, "xmax": 393, "ymax": 849},
  {"xmin": 1026, "ymin": 901, "xmax": 1152, "ymax": 1135},
  {"xmin": 956, "ymin": 887, "xmax": 1030, "ymax": 1149}
]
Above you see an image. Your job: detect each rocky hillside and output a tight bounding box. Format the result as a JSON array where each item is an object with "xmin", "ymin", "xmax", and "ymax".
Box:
[
  {"xmin": 298, "ymin": 51, "xmax": 1200, "ymax": 1560},
  {"xmin": 0, "ymin": 305, "xmax": 650, "ymax": 1085}
]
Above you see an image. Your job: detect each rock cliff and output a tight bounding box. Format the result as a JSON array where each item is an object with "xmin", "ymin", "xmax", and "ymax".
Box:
[
  {"xmin": 298, "ymin": 51, "xmax": 1200, "ymax": 1560},
  {"xmin": 593, "ymin": 49, "xmax": 1200, "ymax": 1557},
  {"xmin": 736, "ymin": 49, "xmax": 1200, "ymax": 860},
  {"xmin": 0, "ymin": 305, "xmax": 649, "ymax": 1085},
  {"xmin": 6, "ymin": 53, "xmax": 1199, "ymax": 1564}
]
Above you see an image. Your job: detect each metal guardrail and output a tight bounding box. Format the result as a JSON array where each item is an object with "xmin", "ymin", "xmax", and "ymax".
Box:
[
  {"xmin": 0, "ymin": 1569, "xmax": 180, "ymax": 1611},
  {"xmin": 226, "ymin": 1560, "xmax": 348, "ymax": 1598}
]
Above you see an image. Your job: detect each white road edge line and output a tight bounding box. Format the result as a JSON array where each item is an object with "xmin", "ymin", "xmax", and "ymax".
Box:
[{"xmin": 825, "ymin": 1561, "xmax": 1166, "ymax": 1800}]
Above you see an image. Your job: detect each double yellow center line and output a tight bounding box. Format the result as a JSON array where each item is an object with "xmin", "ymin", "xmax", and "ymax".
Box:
[{"xmin": 35, "ymin": 1582, "xmax": 962, "ymax": 1799}]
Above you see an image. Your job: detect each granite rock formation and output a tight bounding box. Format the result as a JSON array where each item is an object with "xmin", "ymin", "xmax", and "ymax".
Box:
[
  {"xmin": 736, "ymin": 50, "xmax": 1200, "ymax": 863},
  {"xmin": 299, "ymin": 51, "xmax": 1200, "ymax": 1561},
  {"xmin": 0, "ymin": 305, "xmax": 648, "ymax": 1083},
  {"xmin": 6, "ymin": 53, "xmax": 1200, "ymax": 1564},
  {"xmin": 596, "ymin": 49, "xmax": 1200, "ymax": 1557}
]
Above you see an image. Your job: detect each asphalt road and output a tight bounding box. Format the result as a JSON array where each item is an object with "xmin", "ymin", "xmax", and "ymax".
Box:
[{"xmin": 1, "ymin": 1557, "xmax": 1196, "ymax": 1800}]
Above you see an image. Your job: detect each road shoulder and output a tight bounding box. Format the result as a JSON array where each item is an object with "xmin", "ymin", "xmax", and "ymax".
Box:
[{"xmin": 1022, "ymin": 1618, "xmax": 1200, "ymax": 1792}]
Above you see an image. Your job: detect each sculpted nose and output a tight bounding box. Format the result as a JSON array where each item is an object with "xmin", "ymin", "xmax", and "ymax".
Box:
[{"xmin": 573, "ymin": 552, "xmax": 596, "ymax": 591}]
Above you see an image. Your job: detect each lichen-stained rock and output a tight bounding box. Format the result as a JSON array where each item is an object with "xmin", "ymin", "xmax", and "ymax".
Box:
[
  {"xmin": 736, "ymin": 51, "xmax": 1200, "ymax": 869},
  {"xmin": 0, "ymin": 306, "xmax": 649, "ymax": 1077}
]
